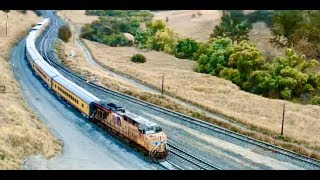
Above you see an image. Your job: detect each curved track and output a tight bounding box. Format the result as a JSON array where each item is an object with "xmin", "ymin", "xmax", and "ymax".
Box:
[{"xmin": 10, "ymin": 12, "xmax": 163, "ymax": 170}]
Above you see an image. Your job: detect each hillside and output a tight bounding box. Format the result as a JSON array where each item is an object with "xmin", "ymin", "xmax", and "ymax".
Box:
[
  {"xmin": 82, "ymin": 39, "xmax": 320, "ymax": 150},
  {"xmin": 152, "ymin": 10, "xmax": 222, "ymax": 42},
  {"xmin": 0, "ymin": 11, "xmax": 61, "ymax": 169}
]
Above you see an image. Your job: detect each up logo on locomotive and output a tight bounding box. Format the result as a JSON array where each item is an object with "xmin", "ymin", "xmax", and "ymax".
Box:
[{"xmin": 112, "ymin": 112, "xmax": 121, "ymax": 126}]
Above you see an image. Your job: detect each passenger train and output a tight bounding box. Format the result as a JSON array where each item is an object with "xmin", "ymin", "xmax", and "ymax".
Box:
[{"xmin": 25, "ymin": 18, "xmax": 168, "ymax": 160}]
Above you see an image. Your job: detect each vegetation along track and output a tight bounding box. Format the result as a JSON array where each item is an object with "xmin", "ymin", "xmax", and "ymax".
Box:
[{"xmin": 38, "ymin": 16, "xmax": 320, "ymax": 169}]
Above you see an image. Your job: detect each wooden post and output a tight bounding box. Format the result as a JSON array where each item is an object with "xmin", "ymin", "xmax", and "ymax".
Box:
[
  {"xmin": 281, "ymin": 103, "xmax": 286, "ymax": 136},
  {"xmin": 6, "ymin": 12, "xmax": 8, "ymax": 36},
  {"xmin": 161, "ymin": 75, "xmax": 164, "ymax": 95}
]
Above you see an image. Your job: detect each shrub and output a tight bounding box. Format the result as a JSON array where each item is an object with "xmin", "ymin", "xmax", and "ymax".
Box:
[
  {"xmin": 311, "ymin": 96, "xmax": 320, "ymax": 105},
  {"xmin": 211, "ymin": 10, "xmax": 252, "ymax": 42},
  {"xmin": 102, "ymin": 34, "xmax": 131, "ymax": 47},
  {"xmin": 131, "ymin": 54, "xmax": 146, "ymax": 63},
  {"xmin": 58, "ymin": 25, "xmax": 72, "ymax": 43},
  {"xmin": 174, "ymin": 38, "xmax": 199, "ymax": 59}
]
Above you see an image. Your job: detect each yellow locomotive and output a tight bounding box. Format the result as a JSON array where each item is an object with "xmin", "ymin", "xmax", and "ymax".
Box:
[
  {"xmin": 25, "ymin": 18, "xmax": 168, "ymax": 160},
  {"xmin": 93, "ymin": 102, "xmax": 168, "ymax": 159}
]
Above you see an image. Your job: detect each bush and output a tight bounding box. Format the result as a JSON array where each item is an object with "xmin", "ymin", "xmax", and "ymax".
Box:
[
  {"xmin": 102, "ymin": 34, "xmax": 131, "ymax": 47},
  {"xmin": 131, "ymin": 54, "xmax": 146, "ymax": 63},
  {"xmin": 174, "ymin": 38, "xmax": 199, "ymax": 59},
  {"xmin": 86, "ymin": 10, "xmax": 153, "ymax": 20},
  {"xmin": 311, "ymin": 96, "xmax": 320, "ymax": 105},
  {"xmin": 211, "ymin": 10, "xmax": 252, "ymax": 42},
  {"xmin": 58, "ymin": 25, "xmax": 72, "ymax": 43}
]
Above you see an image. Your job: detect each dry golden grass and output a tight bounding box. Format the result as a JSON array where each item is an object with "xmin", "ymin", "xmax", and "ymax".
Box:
[
  {"xmin": 82, "ymin": 39, "xmax": 320, "ymax": 150},
  {"xmin": 58, "ymin": 10, "xmax": 98, "ymax": 37},
  {"xmin": 58, "ymin": 10, "xmax": 98, "ymax": 27},
  {"xmin": 0, "ymin": 11, "xmax": 61, "ymax": 169},
  {"xmin": 249, "ymin": 22, "xmax": 285, "ymax": 57},
  {"xmin": 153, "ymin": 10, "xmax": 222, "ymax": 42}
]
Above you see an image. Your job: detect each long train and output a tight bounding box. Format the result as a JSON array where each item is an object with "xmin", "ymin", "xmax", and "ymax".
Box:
[{"xmin": 25, "ymin": 18, "xmax": 168, "ymax": 160}]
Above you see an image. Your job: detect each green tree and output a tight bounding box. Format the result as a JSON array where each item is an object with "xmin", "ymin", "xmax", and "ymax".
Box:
[
  {"xmin": 150, "ymin": 28, "xmax": 177, "ymax": 54},
  {"xmin": 195, "ymin": 37, "xmax": 233, "ymax": 75},
  {"xmin": 193, "ymin": 42, "xmax": 213, "ymax": 61},
  {"xmin": 195, "ymin": 54, "xmax": 211, "ymax": 73},
  {"xmin": 219, "ymin": 67, "xmax": 242, "ymax": 85},
  {"xmin": 80, "ymin": 12, "xmax": 152, "ymax": 47},
  {"xmin": 228, "ymin": 41, "xmax": 264, "ymax": 73},
  {"xmin": 147, "ymin": 19, "xmax": 166, "ymax": 33},
  {"xmin": 211, "ymin": 10, "xmax": 252, "ymax": 42},
  {"xmin": 134, "ymin": 29, "xmax": 154, "ymax": 49},
  {"xmin": 248, "ymin": 70, "xmax": 276, "ymax": 96},
  {"xmin": 174, "ymin": 38, "xmax": 199, "ymax": 59},
  {"xmin": 270, "ymin": 10, "xmax": 304, "ymax": 47},
  {"xmin": 58, "ymin": 25, "xmax": 72, "ymax": 43},
  {"xmin": 264, "ymin": 49, "xmax": 318, "ymax": 99},
  {"xmin": 102, "ymin": 34, "xmax": 130, "ymax": 47},
  {"xmin": 227, "ymin": 40, "xmax": 264, "ymax": 88}
]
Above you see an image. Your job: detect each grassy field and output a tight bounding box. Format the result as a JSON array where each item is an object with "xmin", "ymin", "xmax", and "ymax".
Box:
[
  {"xmin": 248, "ymin": 22, "xmax": 285, "ymax": 57},
  {"xmin": 0, "ymin": 11, "xmax": 61, "ymax": 169},
  {"xmin": 152, "ymin": 10, "xmax": 222, "ymax": 42},
  {"xmin": 57, "ymin": 10, "xmax": 98, "ymax": 38},
  {"xmin": 58, "ymin": 10, "xmax": 320, "ymax": 159}
]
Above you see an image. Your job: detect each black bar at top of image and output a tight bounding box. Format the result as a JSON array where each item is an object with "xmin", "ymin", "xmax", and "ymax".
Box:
[{"xmin": 0, "ymin": 0, "xmax": 319, "ymax": 10}]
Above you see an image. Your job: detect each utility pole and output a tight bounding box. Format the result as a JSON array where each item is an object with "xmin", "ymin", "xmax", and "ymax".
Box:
[
  {"xmin": 5, "ymin": 12, "xmax": 8, "ymax": 36},
  {"xmin": 281, "ymin": 103, "xmax": 286, "ymax": 136},
  {"xmin": 2, "ymin": 10, "xmax": 10, "ymax": 36},
  {"xmin": 161, "ymin": 75, "xmax": 164, "ymax": 95}
]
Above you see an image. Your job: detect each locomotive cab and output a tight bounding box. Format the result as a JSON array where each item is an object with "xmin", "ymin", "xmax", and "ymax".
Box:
[
  {"xmin": 138, "ymin": 124, "xmax": 162, "ymax": 134},
  {"xmin": 138, "ymin": 124, "xmax": 168, "ymax": 160}
]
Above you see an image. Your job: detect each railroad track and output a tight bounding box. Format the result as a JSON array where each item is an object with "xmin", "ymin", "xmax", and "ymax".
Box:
[
  {"xmin": 37, "ymin": 15, "xmax": 320, "ymax": 169},
  {"xmin": 167, "ymin": 142, "xmax": 220, "ymax": 170}
]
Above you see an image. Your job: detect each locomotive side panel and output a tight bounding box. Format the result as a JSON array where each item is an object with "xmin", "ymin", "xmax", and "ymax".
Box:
[{"xmin": 93, "ymin": 104, "xmax": 145, "ymax": 147}]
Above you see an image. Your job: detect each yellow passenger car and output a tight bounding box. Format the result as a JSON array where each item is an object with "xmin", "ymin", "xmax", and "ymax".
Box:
[{"xmin": 51, "ymin": 76, "xmax": 99, "ymax": 117}]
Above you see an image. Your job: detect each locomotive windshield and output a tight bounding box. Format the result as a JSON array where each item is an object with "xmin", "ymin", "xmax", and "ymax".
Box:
[
  {"xmin": 140, "ymin": 125, "xmax": 163, "ymax": 134},
  {"xmin": 155, "ymin": 126, "xmax": 162, "ymax": 133}
]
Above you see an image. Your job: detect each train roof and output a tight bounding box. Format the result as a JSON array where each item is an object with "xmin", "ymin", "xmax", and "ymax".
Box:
[
  {"xmin": 52, "ymin": 75, "xmax": 100, "ymax": 104},
  {"xmin": 31, "ymin": 25, "xmax": 41, "ymax": 30},
  {"xmin": 26, "ymin": 36, "xmax": 37, "ymax": 49},
  {"xmin": 95, "ymin": 101, "xmax": 157, "ymax": 127},
  {"xmin": 34, "ymin": 59, "xmax": 61, "ymax": 78},
  {"xmin": 125, "ymin": 111, "xmax": 157, "ymax": 127},
  {"xmin": 27, "ymin": 31, "xmax": 37, "ymax": 40},
  {"xmin": 26, "ymin": 45, "xmax": 41, "ymax": 61}
]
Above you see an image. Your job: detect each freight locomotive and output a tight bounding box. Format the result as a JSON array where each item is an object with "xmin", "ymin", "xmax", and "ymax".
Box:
[{"xmin": 25, "ymin": 18, "xmax": 168, "ymax": 160}]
